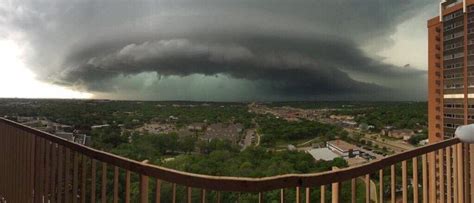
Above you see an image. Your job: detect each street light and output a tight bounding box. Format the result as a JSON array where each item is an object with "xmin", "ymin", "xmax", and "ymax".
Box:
[{"xmin": 455, "ymin": 124, "xmax": 474, "ymax": 143}]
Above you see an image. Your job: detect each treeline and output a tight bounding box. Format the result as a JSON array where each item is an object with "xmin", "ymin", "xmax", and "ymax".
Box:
[
  {"xmin": 0, "ymin": 99, "xmax": 255, "ymax": 129},
  {"xmin": 256, "ymin": 116, "xmax": 347, "ymax": 147},
  {"xmin": 91, "ymin": 127, "xmax": 236, "ymax": 164},
  {"xmin": 164, "ymin": 147, "xmax": 347, "ymax": 177},
  {"xmin": 332, "ymin": 102, "xmax": 427, "ymax": 131}
]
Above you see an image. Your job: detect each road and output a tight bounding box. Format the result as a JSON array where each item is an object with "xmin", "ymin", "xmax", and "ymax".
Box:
[
  {"xmin": 241, "ymin": 129, "xmax": 256, "ymax": 150},
  {"xmin": 297, "ymin": 137, "xmax": 319, "ymax": 147},
  {"xmin": 362, "ymin": 134, "xmax": 415, "ymax": 153},
  {"xmin": 345, "ymin": 127, "xmax": 415, "ymax": 154}
]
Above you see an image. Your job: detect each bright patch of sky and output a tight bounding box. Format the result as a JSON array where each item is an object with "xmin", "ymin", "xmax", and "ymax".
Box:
[{"xmin": 0, "ymin": 39, "xmax": 92, "ymax": 98}]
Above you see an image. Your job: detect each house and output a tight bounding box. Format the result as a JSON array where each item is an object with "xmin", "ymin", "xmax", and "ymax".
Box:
[
  {"xmin": 329, "ymin": 115, "xmax": 354, "ymax": 121},
  {"xmin": 188, "ymin": 123, "xmax": 206, "ymax": 131},
  {"xmin": 326, "ymin": 139, "xmax": 360, "ymax": 158},
  {"xmin": 341, "ymin": 120, "xmax": 357, "ymax": 128},
  {"xmin": 380, "ymin": 126, "xmax": 395, "ymax": 136},
  {"xmin": 388, "ymin": 129, "xmax": 415, "ymax": 139}
]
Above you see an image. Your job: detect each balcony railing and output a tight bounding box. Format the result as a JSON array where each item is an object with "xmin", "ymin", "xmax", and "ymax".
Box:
[{"xmin": 0, "ymin": 118, "xmax": 473, "ymax": 203}]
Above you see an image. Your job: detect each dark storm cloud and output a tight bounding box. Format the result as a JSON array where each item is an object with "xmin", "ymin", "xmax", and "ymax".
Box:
[
  {"xmin": 60, "ymin": 37, "xmax": 403, "ymax": 96},
  {"xmin": 0, "ymin": 0, "xmax": 432, "ymax": 100}
]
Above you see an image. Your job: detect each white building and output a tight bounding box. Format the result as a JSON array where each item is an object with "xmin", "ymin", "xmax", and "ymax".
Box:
[
  {"xmin": 326, "ymin": 140, "xmax": 360, "ymax": 158},
  {"xmin": 307, "ymin": 148, "xmax": 340, "ymax": 161}
]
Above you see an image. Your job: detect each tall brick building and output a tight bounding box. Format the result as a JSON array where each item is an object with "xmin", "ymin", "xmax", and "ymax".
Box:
[{"xmin": 428, "ymin": 0, "xmax": 474, "ymax": 142}]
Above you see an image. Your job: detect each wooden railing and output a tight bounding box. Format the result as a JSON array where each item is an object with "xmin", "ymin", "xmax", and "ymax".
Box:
[{"xmin": 0, "ymin": 117, "xmax": 473, "ymax": 202}]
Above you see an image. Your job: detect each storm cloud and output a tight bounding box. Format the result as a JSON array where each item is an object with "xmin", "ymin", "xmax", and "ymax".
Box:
[{"xmin": 0, "ymin": 0, "xmax": 433, "ymax": 101}]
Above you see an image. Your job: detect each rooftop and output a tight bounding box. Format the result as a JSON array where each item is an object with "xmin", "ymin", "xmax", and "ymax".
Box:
[
  {"xmin": 307, "ymin": 148, "xmax": 340, "ymax": 161},
  {"xmin": 327, "ymin": 139, "xmax": 359, "ymax": 152}
]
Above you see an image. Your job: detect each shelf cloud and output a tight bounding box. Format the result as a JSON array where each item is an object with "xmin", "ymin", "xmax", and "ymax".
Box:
[{"xmin": 0, "ymin": 0, "xmax": 432, "ymax": 101}]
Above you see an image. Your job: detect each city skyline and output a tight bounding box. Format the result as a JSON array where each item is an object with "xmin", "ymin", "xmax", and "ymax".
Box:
[{"xmin": 0, "ymin": 0, "xmax": 436, "ymax": 101}]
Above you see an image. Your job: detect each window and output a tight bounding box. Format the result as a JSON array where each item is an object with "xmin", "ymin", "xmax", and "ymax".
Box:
[
  {"xmin": 445, "ymin": 42, "xmax": 462, "ymax": 50},
  {"xmin": 444, "ymin": 83, "xmax": 464, "ymax": 89},
  {"xmin": 444, "ymin": 52, "xmax": 464, "ymax": 60},
  {"xmin": 444, "ymin": 73, "xmax": 462, "ymax": 79},
  {"xmin": 444, "ymin": 11, "xmax": 463, "ymax": 21},
  {"xmin": 444, "ymin": 123, "xmax": 460, "ymax": 129},
  {"xmin": 444, "ymin": 103, "xmax": 463, "ymax": 108},
  {"xmin": 444, "ymin": 32, "xmax": 463, "ymax": 41},
  {"xmin": 444, "ymin": 113, "xmax": 463, "ymax": 119},
  {"xmin": 446, "ymin": 62, "xmax": 463, "ymax": 69},
  {"xmin": 444, "ymin": 21, "xmax": 463, "ymax": 31}
]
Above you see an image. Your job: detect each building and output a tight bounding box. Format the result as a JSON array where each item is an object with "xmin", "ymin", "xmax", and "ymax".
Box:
[
  {"xmin": 202, "ymin": 123, "xmax": 244, "ymax": 143},
  {"xmin": 340, "ymin": 120, "xmax": 357, "ymax": 128},
  {"xmin": 307, "ymin": 148, "xmax": 340, "ymax": 161},
  {"xmin": 187, "ymin": 123, "xmax": 206, "ymax": 131},
  {"xmin": 428, "ymin": 0, "xmax": 474, "ymax": 142},
  {"xmin": 380, "ymin": 126, "xmax": 395, "ymax": 136},
  {"xmin": 387, "ymin": 129, "xmax": 415, "ymax": 140},
  {"xmin": 326, "ymin": 139, "xmax": 360, "ymax": 158}
]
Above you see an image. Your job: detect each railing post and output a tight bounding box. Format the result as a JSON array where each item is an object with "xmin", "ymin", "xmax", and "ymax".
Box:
[
  {"xmin": 402, "ymin": 161, "xmax": 407, "ymax": 203},
  {"xmin": 320, "ymin": 185, "xmax": 325, "ymax": 203},
  {"xmin": 296, "ymin": 186, "xmax": 301, "ymax": 203},
  {"xmin": 101, "ymin": 162, "xmax": 107, "ymax": 203},
  {"xmin": 391, "ymin": 165, "xmax": 395, "ymax": 203},
  {"xmin": 365, "ymin": 174, "xmax": 370, "ymax": 203},
  {"xmin": 200, "ymin": 189, "xmax": 206, "ymax": 203},
  {"xmin": 457, "ymin": 143, "xmax": 464, "ymax": 203},
  {"xmin": 454, "ymin": 145, "xmax": 459, "ymax": 203},
  {"xmin": 470, "ymin": 144, "xmax": 474, "ymax": 203},
  {"xmin": 30, "ymin": 135, "xmax": 36, "ymax": 203},
  {"xmin": 422, "ymin": 154, "xmax": 428, "ymax": 203},
  {"xmin": 331, "ymin": 167, "xmax": 339, "ymax": 203},
  {"xmin": 91, "ymin": 160, "xmax": 96, "ymax": 203},
  {"xmin": 352, "ymin": 178, "xmax": 357, "ymax": 203},
  {"xmin": 125, "ymin": 170, "xmax": 130, "ymax": 203},
  {"xmin": 187, "ymin": 187, "xmax": 192, "ymax": 203},
  {"xmin": 57, "ymin": 145, "xmax": 64, "ymax": 203},
  {"xmin": 81, "ymin": 155, "xmax": 87, "ymax": 203},
  {"xmin": 413, "ymin": 157, "xmax": 419, "ymax": 203},
  {"xmin": 428, "ymin": 151, "xmax": 436, "ymax": 203},
  {"xmin": 140, "ymin": 160, "xmax": 149, "ymax": 203},
  {"xmin": 113, "ymin": 166, "xmax": 119, "ymax": 203},
  {"xmin": 438, "ymin": 149, "xmax": 445, "ymax": 203},
  {"xmin": 447, "ymin": 146, "xmax": 452, "ymax": 203},
  {"xmin": 463, "ymin": 144, "xmax": 470, "ymax": 203},
  {"xmin": 280, "ymin": 189, "xmax": 284, "ymax": 203},
  {"xmin": 305, "ymin": 187, "xmax": 310, "ymax": 203},
  {"xmin": 155, "ymin": 179, "xmax": 162, "ymax": 203},
  {"xmin": 73, "ymin": 151, "xmax": 79, "ymax": 203}
]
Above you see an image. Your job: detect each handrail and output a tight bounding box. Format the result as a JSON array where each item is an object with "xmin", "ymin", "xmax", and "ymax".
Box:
[{"xmin": 0, "ymin": 118, "xmax": 462, "ymax": 192}]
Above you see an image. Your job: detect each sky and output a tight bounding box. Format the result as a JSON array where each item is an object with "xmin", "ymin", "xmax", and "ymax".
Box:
[{"xmin": 0, "ymin": 0, "xmax": 439, "ymax": 101}]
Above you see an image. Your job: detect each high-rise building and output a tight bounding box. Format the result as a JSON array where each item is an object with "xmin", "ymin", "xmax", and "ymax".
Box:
[{"xmin": 428, "ymin": 0, "xmax": 474, "ymax": 142}]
